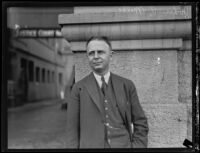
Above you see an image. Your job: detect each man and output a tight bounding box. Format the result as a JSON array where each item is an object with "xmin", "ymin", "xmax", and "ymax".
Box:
[{"xmin": 66, "ymin": 36, "xmax": 148, "ymax": 148}]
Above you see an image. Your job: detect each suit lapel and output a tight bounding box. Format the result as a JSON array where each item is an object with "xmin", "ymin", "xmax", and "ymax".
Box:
[
  {"xmin": 83, "ymin": 72, "xmax": 127, "ymax": 120},
  {"xmin": 111, "ymin": 73, "xmax": 126, "ymax": 120},
  {"xmin": 84, "ymin": 73, "xmax": 104, "ymax": 116}
]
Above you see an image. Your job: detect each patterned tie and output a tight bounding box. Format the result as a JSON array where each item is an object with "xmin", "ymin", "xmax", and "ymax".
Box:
[{"xmin": 101, "ymin": 76, "xmax": 107, "ymax": 96}]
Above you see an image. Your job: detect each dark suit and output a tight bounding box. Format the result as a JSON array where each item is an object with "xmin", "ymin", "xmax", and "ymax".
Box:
[{"xmin": 65, "ymin": 72, "xmax": 148, "ymax": 148}]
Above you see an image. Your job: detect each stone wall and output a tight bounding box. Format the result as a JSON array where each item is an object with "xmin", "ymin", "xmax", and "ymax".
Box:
[{"xmin": 74, "ymin": 49, "xmax": 192, "ymax": 147}]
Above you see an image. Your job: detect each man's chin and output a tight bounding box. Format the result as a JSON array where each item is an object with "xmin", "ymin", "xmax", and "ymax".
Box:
[{"xmin": 93, "ymin": 67, "xmax": 103, "ymax": 73}]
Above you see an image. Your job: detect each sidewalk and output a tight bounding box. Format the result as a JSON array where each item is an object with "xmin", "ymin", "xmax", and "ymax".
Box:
[
  {"xmin": 7, "ymin": 98, "xmax": 68, "ymax": 149},
  {"xmin": 8, "ymin": 98, "xmax": 63, "ymax": 113}
]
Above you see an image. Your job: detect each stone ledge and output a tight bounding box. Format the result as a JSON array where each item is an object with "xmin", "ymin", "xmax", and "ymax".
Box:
[
  {"xmin": 61, "ymin": 21, "xmax": 191, "ymax": 41},
  {"xmin": 71, "ymin": 39, "xmax": 183, "ymax": 52},
  {"xmin": 59, "ymin": 7, "xmax": 191, "ymax": 25}
]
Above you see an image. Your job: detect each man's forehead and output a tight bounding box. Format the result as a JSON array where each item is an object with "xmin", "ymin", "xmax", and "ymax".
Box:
[{"xmin": 87, "ymin": 40, "xmax": 110, "ymax": 51}]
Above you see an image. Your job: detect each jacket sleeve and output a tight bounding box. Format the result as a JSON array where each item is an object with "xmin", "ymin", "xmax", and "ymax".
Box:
[
  {"xmin": 65, "ymin": 84, "xmax": 80, "ymax": 148},
  {"xmin": 129, "ymin": 81, "xmax": 149, "ymax": 148}
]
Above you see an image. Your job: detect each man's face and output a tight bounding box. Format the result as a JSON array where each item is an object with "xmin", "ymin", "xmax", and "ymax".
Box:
[{"xmin": 86, "ymin": 40, "xmax": 112, "ymax": 75}]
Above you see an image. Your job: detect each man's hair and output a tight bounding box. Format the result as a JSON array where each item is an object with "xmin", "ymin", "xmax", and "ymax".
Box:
[{"xmin": 86, "ymin": 36, "xmax": 112, "ymax": 50}]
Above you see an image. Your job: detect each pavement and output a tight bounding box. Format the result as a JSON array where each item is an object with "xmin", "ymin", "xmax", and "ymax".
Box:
[
  {"xmin": 8, "ymin": 98, "xmax": 63, "ymax": 113},
  {"xmin": 7, "ymin": 98, "xmax": 69, "ymax": 149}
]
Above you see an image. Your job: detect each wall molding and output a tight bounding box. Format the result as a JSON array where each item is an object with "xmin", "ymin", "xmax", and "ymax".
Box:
[{"xmin": 71, "ymin": 38, "xmax": 185, "ymax": 52}]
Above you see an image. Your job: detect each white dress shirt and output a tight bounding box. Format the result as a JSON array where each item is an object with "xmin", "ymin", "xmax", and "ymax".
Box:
[{"xmin": 93, "ymin": 71, "xmax": 110, "ymax": 88}]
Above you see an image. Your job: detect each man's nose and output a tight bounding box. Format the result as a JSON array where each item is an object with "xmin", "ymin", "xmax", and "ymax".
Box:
[{"xmin": 94, "ymin": 51, "xmax": 99, "ymax": 58}]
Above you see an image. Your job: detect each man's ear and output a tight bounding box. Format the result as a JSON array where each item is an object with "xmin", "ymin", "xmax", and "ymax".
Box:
[{"xmin": 110, "ymin": 50, "xmax": 114, "ymax": 56}]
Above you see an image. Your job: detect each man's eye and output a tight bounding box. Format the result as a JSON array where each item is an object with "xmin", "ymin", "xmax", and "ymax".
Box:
[
  {"xmin": 88, "ymin": 52, "xmax": 94, "ymax": 56},
  {"xmin": 98, "ymin": 50, "xmax": 104, "ymax": 54}
]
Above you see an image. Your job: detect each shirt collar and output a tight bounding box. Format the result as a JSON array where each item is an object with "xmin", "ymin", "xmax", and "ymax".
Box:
[{"xmin": 93, "ymin": 71, "xmax": 110, "ymax": 87}]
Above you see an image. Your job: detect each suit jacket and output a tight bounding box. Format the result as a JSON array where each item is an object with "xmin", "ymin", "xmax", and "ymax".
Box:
[{"xmin": 65, "ymin": 72, "xmax": 148, "ymax": 148}]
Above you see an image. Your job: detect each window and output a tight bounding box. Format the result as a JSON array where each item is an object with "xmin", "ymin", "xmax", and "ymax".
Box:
[
  {"xmin": 52, "ymin": 71, "xmax": 55, "ymax": 83},
  {"xmin": 28, "ymin": 61, "xmax": 34, "ymax": 82},
  {"xmin": 20, "ymin": 58, "xmax": 28, "ymax": 83},
  {"xmin": 36, "ymin": 67, "xmax": 40, "ymax": 82},
  {"xmin": 20, "ymin": 58, "xmax": 27, "ymax": 70},
  {"xmin": 42, "ymin": 68, "xmax": 45, "ymax": 83},
  {"xmin": 59, "ymin": 73, "xmax": 63, "ymax": 85},
  {"xmin": 8, "ymin": 51, "xmax": 16, "ymax": 80},
  {"xmin": 47, "ymin": 70, "xmax": 50, "ymax": 83}
]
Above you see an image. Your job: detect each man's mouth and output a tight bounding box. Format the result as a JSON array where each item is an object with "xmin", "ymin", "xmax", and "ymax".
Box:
[{"xmin": 93, "ymin": 62, "xmax": 102, "ymax": 65}]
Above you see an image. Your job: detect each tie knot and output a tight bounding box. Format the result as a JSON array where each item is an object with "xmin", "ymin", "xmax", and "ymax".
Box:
[{"xmin": 101, "ymin": 76, "xmax": 106, "ymax": 83}]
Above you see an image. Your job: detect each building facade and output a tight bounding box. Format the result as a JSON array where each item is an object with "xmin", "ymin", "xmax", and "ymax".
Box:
[
  {"xmin": 59, "ymin": 6, "xmax": 192, "ymax": 147},
  {"xmin": 7, "ymin": 31, "xmax": 73, "ymax": 107},
  {"xmin": 6, "ymin": 7, "xmax": 74, "ymax": 107}
]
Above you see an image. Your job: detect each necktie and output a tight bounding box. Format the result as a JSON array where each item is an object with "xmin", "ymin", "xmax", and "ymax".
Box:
[
  {"xmin": 101, "ymin": 76, "xmax": 110, "ymax": 148},
  {"xmin": 101, "ymin": 76, "xmax": 107, "ymax": 96}
]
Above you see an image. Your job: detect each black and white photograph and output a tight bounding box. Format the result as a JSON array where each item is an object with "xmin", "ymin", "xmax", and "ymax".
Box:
[{"xmin": 2, "ymin": 2, "xmax": 199, "ymax": 152}]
